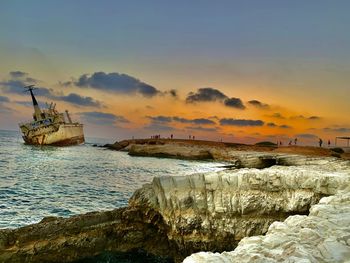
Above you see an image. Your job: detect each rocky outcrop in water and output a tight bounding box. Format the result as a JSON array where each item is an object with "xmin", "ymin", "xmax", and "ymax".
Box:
[
  {"xmin": 0, "ymin": 207, "xmax": 178, "ymax": 263},
  {"xmin": 128, "ymin": 144, "xmax": 214, "ymax": 160},
  {"xmin": 104, "ymin": 138, "xmax": 350, "ymax": 160},
  {"xmin": 1, "ymin": 149, "xmax": 350, "ymax": 263}
]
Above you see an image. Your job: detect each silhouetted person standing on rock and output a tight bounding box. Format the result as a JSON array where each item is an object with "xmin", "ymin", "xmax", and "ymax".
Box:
[
  {"xmin": 319, "ymin": 138, "xmax": 323, "ymax": 147},
  {"xmin": 328, "ymin": 139, "xmax": 331, "ymax": 147},
  {"xmin": 294, "ymin": 138, "xmax": 297, "ymax": 145}
]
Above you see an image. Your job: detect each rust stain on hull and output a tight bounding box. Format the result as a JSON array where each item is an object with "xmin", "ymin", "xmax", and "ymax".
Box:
[
  {"xmin": 23, "ymin": 135, "xmax": 85, "ymax": 146},
  {"xmin": 21, "ymin": 124, "xmax": 85, "ymax": 146}
]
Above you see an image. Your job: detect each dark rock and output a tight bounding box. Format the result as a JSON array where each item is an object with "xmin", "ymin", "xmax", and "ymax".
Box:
[
  {"xmin": 331, "ymin": 153, "xmax": 341, "ymax": 158},
  {"xmin": 331, "ymin": 147, "xmax": 345, "ymax": 154},
  {"xmin": 0, "ymin": 207, "xmax": 180, "ymax": 263},
  {"xmin": 255, "ymin": 141, "xmax": 277, "ymax": 147},
  {"xmin": 72, "ymin": 249, "xmax": 174, "ymax": 263},
  {"xmin": 103, "ymin": 140, "xmax": 130, "ymax": 151}
]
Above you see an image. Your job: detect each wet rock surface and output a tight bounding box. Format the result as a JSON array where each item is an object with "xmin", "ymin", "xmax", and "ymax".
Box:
[{"xmin": 1, "ymin": 147, "xmax": 350, "ymax": 263}]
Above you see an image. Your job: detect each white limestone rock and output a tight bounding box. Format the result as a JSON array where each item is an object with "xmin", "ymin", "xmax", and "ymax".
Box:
[
  {"xmin": 130, "ymin": 153, "xmax": 350, "ymax": 259},
  {"xmin": 183, "ymin": 189, "xmax": 350, "ymax": 263}
]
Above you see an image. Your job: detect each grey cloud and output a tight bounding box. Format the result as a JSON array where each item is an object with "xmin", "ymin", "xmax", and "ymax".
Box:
[
  {"xmin": 308, "ymin": 116, "xmax": 321, "ymax": 120},
  {"xmin": 290, "ymin": 115, "xmax": 321, "ymax": 120},
  {"xmin": 167, "ymin": 89, "xmax": 178, "ymax": 98},
  {"xmin": 59, "ymin": 81, "xmax": 73, "ymax": 87},
  {"xmin": 173, "ymin": 116, "xmax": 215, "ymax": 125},
  {"xmin": 33, "ymin": 89, "xmax": 102, "ymax": 108},
  {"xmin": 220, "ymin": 118, "xmax": 264, "ymax": 126},
  {"xmin": 192, "ymin": 118, "xmax": 215, "ymax": 125},
  {"xmin": 147, "ymin": 116, "xmax": 172, "ymax": 123},
  {"xmin": 1, "ymin": 79, "xmax": 33, "ymax": 94},
  {"xmin": 279, "ymin": 124, "xmax": 292, "ymax": 129},
  {"xmin": 9, "ymin": 71, "xmax": 27, "ymax": 78},
  {"xmin": 58, "ymin": 93, "xmax": 101, "ymax": 108},
  {"xmin": 186, "ymin": 87, "xmax": 246, "ymax": 110},
  {"xmin": 269, "ymin": 113, "xmax": 285, "ymax": 119},
  {"xmin": 172, "ymin": 116, "xmax": 193, "ymax": 123},
  {"xmin": 186, "ymin": 126, "xmax": 218, "ymax": 132},
  {"xmin": 148, "ymin": 116, "xmax": 215, "ymax": 125},
  {"xmin": 324, "ymin": 127, "xmax": 350, "ymax": 133},
  {"xmin": 1, "ymin": 71, "xmax": 38, "ymax": 94},
  {"xmin": 15, "ymin": 101, "xmax": 46, "ymax": 108},
  {"xmin": 36, "ymin": 87, "xmax": 56, "ymax": 97},
  {"xmin": 114, "ymin": 115, "xmax": 130, "ymax": 123},
  {"xmin": 0, "ymin": 95, "xmax": 11, "ymax": 113},
  {"xmin": 186, "ymin": 88, "xmax": 227, "ymax": 103},
  {"xmin": 75, "ymin": 72, "xmax": 160, "ymax": 97},
  {"xmin": 25, "ymin": 77, "xmax": 37, "ymax": 83},
  {"xmin": 248, "ymin": 100, "xmax": 269, "ymax": 109},
  {"xmin": 0, "ymin": 96, "xmax": 9, "ymax": 103},
  {"xmin": 78, "ymin": 111, "xmax": 129, "ymax": 125},
  {"xmin": 267, "ymin": 122, "xmax": 292, "ymax": 129},
  {"xmin": 224, "ymin": 97, "xmax": 245, "ymax": 109},
  {"xmin": 1, "ymin": 72, "xmax": 102, "ymax": 108}
]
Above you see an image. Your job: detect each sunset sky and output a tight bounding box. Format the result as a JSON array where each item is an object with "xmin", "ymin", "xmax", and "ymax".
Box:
[{"xmin": 1, "ymin": 0, "xmax": 350, "ymax": 145}]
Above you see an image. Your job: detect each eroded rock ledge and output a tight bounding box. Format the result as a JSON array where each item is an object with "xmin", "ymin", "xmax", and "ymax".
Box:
[
  {"xmin": 1, "ymin": 149, "xmax": 349, "ymax": 263},
  {"xmin": 130, "ymin": 159, "xmax": 350, "ymax": 260},
  {"xmin": 184, "ymin": 189, "xmax": 350, "ymax": 263}
]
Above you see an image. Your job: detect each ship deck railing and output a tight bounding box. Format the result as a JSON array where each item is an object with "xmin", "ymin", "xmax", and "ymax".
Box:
[
  {"xmin": 18, "ymin": 120, "xmax": 35, "ymax": 126},
  {"xmin": 19, "ymin": 119, "xmax": 53, "ymax": 127}
]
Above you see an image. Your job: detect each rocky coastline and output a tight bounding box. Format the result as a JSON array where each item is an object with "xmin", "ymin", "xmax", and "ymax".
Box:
[{"xmin": 1, "ymin": 140, "xmax": 350, "ymax": 262}]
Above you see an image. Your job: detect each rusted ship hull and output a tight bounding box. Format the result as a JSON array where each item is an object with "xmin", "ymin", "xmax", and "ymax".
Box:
[{"xmin": 22, "ymin": 124, "xmax": 84, "ymax": 146}]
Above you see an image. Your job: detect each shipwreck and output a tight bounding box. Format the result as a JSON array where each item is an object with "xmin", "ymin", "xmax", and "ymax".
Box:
[{"xmin": 19, "ymin": 85, "xmax": 84, "ymax": 146}]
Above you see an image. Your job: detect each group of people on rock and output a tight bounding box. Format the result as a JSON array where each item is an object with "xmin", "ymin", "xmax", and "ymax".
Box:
[
  {"xmin": 279, "ymin": 138, "xmax": 331, "ymax": 147},
  {"xmin": 150, "ymin": 134, "xmax": 197, "ymax": 140},
  {"xmin": 279, "ymin": 138, "xmax": 298, "ymax": 146},
  {"xmin": 318, "ymin": 138, "xmax": 331, "ymax": 147}
]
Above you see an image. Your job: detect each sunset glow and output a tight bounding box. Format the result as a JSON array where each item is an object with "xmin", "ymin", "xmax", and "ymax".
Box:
[{"xmin": 1, "ymin": 1, "xmax": 349, "ymax": 145}]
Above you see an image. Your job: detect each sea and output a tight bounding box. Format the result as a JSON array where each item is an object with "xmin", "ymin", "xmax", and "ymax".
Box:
[{"xmin": 0, "ymin": 129, "xmax": 226, "ymax": 230}]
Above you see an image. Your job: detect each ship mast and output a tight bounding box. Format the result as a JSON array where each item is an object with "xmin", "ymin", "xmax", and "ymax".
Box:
[{"xmin": 24, "ymin": 85, "xmax": 43, "ymax": 121}]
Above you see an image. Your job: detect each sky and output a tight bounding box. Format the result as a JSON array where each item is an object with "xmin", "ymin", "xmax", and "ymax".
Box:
[{"xmin": 0, "ymin": 0, "xmax": 350, "ymax": 145}]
